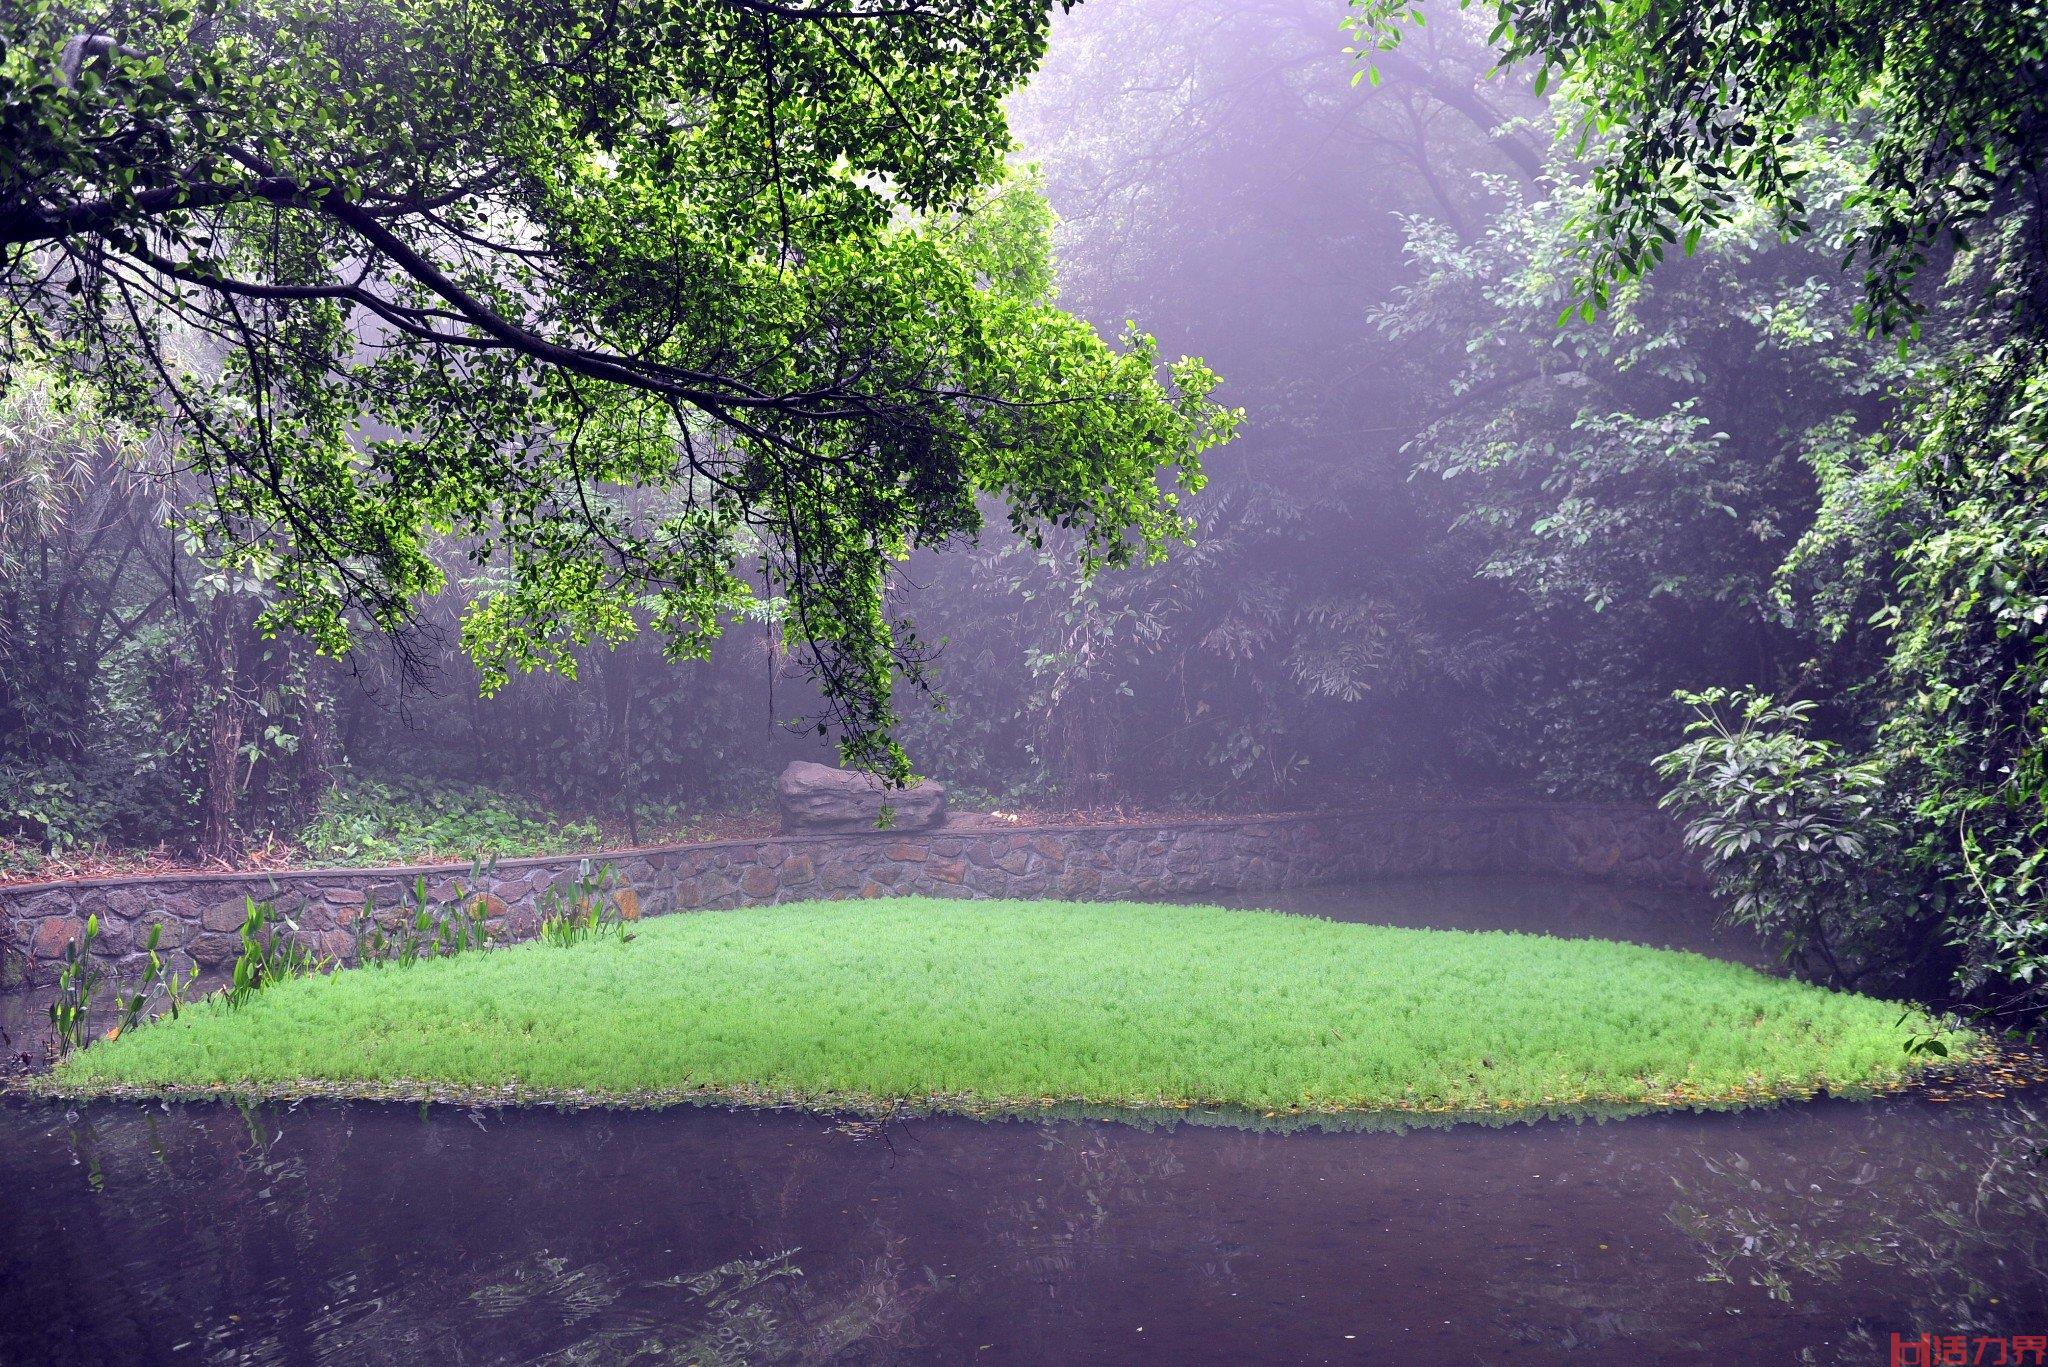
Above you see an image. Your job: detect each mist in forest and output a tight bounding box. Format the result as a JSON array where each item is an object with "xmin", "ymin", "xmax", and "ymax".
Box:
[{"xmin": 0, "ymin": 0, "xmax": 1921, "ymax": 857}]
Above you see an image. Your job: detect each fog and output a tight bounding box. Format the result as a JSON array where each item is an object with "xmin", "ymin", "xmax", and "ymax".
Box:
[{"xmin": 0, "ymin": 0, "xmax": 1971, "ymax": 882}]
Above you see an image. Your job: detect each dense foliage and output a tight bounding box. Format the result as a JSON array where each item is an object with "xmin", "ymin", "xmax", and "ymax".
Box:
[
  {"xmin": 0, "ymin": 0, "xmax": 1232, "ymax": 786},
  {"xmin": 295, "ymin": 779, "xmax": 603, "ymax": 866},
  {"xmin": 7, "ymin": 0, "xmax": 2048, "ymax": 1029},
  {"xmin": 0, "ymin": 367, "xmax": 331, "ymax": 863},
  {"xmin": 1348, "ymin": 0, "xmax": 2048, "ymax": 335},
  {"xmin": 1356, "ymin": 0, "xmax": 2048, "ymax": 1015},
  {"xmin": 1373, "ymin": 144, "xmax": 1902, "ymax": 793}
]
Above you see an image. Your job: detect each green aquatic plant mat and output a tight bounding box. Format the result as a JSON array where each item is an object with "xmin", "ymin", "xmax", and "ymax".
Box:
[{"xmin": 43, "ymin": 899, "xmax": 1963, "ymax": 1121}]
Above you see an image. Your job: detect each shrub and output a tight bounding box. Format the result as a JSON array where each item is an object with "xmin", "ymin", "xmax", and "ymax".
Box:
[
  {"xmin": 297, "ymin": 778, "xmax": 601, "ymax": 865},
  {"xmin": 0, "ymin": 761, "xmax": 118, "ymax": 856},
  {"xmin": 1655, "ymin": 689, "xmax": 1944, "ymax": 992}
]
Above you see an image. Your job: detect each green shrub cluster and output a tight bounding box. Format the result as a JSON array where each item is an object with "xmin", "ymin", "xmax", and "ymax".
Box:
[{"xmin": 296, "ymin": 780, "xmax": 603, "ymax": 866}]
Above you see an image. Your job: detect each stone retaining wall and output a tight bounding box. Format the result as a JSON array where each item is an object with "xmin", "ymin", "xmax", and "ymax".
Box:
[{"xmin": 0, "ymin": 804, "xmax": 1697, "ymax": 1005}]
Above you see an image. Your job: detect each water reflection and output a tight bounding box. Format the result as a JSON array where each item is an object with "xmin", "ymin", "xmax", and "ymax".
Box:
[
  {"xmin": 3, "ymin": 876, "xmax": 2038, "ymax": 1363},
  {"xmin": 1668, "ymin": 1101, "xmax": 2048, "ymax": 1355},
  {"xmin": 4, "ymin": 1092, "xmax": 2045, "ymax": 1364}
]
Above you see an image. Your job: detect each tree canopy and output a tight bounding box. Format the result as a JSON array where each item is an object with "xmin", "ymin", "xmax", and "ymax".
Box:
[
  {"xmin": 1349, "ymin": 0, "xmax": 2048, "ymax": 332},
  {"xmin": 1353, "ymin": 0, "xmax": 2048, "ymax": 1012},
  {"xmin": 0, "ymin": 0, "xmax": 1234, "ymax": 777}
]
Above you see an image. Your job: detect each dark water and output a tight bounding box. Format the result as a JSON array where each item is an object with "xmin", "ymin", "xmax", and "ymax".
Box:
[{"xmin": 3, "ymin": 878, "xmax": 2043, "ymax": 1365}]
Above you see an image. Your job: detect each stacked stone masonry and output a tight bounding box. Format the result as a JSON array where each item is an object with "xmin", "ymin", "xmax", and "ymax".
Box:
[{"xmin": 0, "ymin": 804, "xmax": 1699, "ymax": 999}]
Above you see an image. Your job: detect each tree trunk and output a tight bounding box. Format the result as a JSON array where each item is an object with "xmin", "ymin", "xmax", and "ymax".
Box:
[
  {"xmin": 286, "ymin": 651, "xmax": 334, "ymax": 829},
  {"xmin": 195, "ymin": 617, "xmax": 243, "ymax": 864}
]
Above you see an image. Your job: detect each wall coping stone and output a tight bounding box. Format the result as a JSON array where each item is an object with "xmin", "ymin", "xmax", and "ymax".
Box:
[{"xmin": 0, "ymin": 801, "xmax": 1664, "ymax": 898}]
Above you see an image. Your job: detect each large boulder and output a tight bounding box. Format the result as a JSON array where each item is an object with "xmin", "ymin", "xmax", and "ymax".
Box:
[{"xmin": 777, "ymin": 761, "xmax": 948, "ymax": 833}]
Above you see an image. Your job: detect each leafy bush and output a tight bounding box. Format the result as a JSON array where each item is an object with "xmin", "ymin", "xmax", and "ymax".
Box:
[
  {"xmin": 297, "ymin": 779, "xmax": 601, "ymax": 865},
  {"xmin": 1655, "ymin": 690, "xmax": 1945, "ymax": 993},
  {"xmin": 0, "ymin": 761, "xmax": 118, "ymax": 855}
]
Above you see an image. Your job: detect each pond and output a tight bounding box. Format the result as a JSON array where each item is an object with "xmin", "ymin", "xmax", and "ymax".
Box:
[{"xmin": 3, "ymin": 877, "xmax": 2042, "ymax": 1364}]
